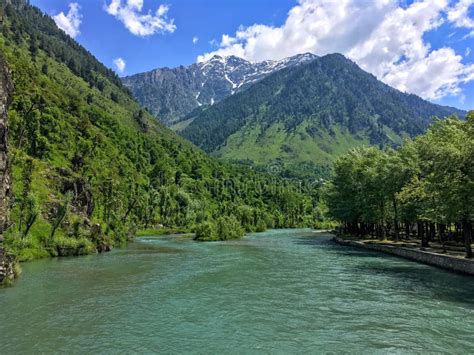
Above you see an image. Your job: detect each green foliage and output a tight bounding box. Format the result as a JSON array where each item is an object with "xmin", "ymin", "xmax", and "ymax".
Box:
[
  {"xmin": 216, "ymin": 215, "xmax": 245, "ymax": 240},
  {"xmin": 0, "ymin": 1, "xmax": 320, "ymax": 259},
  {"xmin": 50, "ymin": 235, "xmax": 96, "ymax": 257},
  {"xmin": 181, "ymin": 54, "xmax": 463, "ymax": 178},
  {"xmin": 194, "ymin": 216, "xmax": 245, "ymax": 241},
  {"xmin": 325, "ymin": 115, "xmax": 474, "ymax": 257},
  {"xmin": 194, "ymin": 221, "xmax": 218, "ymax": 241}
]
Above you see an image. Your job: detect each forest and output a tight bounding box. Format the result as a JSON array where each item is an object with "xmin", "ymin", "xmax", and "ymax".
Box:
[
  {"xmin": 325, "ymin": 114, "xmax": 474, "ymax": 258},
  {"xmin": 182, "ymin": 53, "xmax": 463, "ymax": 154},
  {"xmin": 0, "ymin": 0, "xmax": 321, "ymax": 261}
]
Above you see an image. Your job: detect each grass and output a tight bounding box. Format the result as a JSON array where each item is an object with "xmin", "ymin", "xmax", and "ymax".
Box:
[{"xmin": 214, "ymin": 122, "xmax": 376, "ymax": 177}]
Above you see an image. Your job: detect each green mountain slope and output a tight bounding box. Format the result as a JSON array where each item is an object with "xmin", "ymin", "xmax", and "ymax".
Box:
[
  {"xmin": 181, "ymin": 53, "xmax": 464, "ymax": 178},
  {"xmin": 0, "ymin": 0, "xmax": 319, "ymax": 260}
]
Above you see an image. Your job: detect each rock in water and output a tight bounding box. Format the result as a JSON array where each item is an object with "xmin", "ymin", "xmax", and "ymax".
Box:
[{"xmin": 0, "ymin": 249, "xmax": 15, "ymax": 284}]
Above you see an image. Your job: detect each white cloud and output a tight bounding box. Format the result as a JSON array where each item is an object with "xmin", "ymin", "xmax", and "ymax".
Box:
[
  {"xmin": 466, "ymin": 47, "xmax": 472, "ymax": 56},
  {"xmin": 465, "ymin": 30, "xmax": 474, "ymax": 38},
  {"xmin": 192, "ymin": 36, "xmax": 199, "ymax": 44},
  {"xmin": 113, "ymin": 57, "xmax": 126, "ymax": 72},
  {"xmin": 447, "ymin": 0, "xmax": 474, "ymax": 28},
  {"xmin": 53, "ymin": 2, "xmax": 82, "ymax": 38},
  {"xmin": 105, "ymin": 0, "xmax": 176, "ymax": 37},
  {"xmin": 198, "ymin": 0, "xmax": 474, "ymax": 100}
]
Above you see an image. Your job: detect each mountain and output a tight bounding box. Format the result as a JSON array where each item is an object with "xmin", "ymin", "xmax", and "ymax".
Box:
[
  {"xmin": 180, "ymin": 53, "xmax": 465, "ymax": 178},
  {"xmin": 0, "ymin": 0, "xmax": 319, "ymax": 261},
  {"xmin": 122, "ymin": 53, "xmax": 317, "ymax": 125}
]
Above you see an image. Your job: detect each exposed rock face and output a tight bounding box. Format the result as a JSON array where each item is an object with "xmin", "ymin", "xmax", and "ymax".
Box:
[
  {"xmin": 8, "ymin": 0, "xmax": 28, "ymax": 6},
  {"xmin": 0, "ymin": 55, "xmax": 14, "ymax": 285},
  {"xmin": 0, "ymin": 55, "xmax": 12, "ymax": 239},
  {"xmin": 122, "ymin": 53, "xmax": 317, "ymax": 125},
  {"xmin": 0, "ymin": 248, "xmax": 15, "ymax": 284}
]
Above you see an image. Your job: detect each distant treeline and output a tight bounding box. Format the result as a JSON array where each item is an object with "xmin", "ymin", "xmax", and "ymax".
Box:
[{"xmin": 325, "ymin": 114, "xmax": 473, "ymax": 258}]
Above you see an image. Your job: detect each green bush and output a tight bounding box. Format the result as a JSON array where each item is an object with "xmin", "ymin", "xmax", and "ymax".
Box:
[
  {"xmin": 255, "ymin": 219, "xmax": 267, "ymax": 233},
  {"xmin": 216, "ymin": 216, "xmax": 245, "ymax": 240},
  {"xmin": 194, "ymin": 221, "xmax": 218, "ymax": 241},
  {"xmin": 51, "ymin": 236, "xmax": 96, "ymax": 257}
]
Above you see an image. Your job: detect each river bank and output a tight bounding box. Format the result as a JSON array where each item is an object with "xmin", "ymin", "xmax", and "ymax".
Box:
[{"xmin": 333, "ymin": 236, "xmax": 474, "ymax": 275}]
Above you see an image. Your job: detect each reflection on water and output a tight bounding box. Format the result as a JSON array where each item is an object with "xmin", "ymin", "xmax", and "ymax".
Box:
[{"xmin": 0, "ymin": 229, "xmax": 473, "ymax": 354}]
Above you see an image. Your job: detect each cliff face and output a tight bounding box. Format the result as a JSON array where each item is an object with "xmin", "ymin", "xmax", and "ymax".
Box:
[
  {"xmin": 0, "ymin": 55, "xmax": 12, "ymax": 238},
  {"xmin": 0, "ymin": 55, "xmax": 14, "ymax": 285}
]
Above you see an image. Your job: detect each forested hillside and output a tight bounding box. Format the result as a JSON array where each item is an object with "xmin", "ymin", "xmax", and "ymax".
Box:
[
  {"xmin": 181, "ymin": 54, "xmax": 464, "ymax": 178},
  {"xmin": 325, "ymin": 114, "xmax": 473, "ymax": 258},
  {"xmin": 0, "ymin": 0, "xmax": 320, "ymax": 260}
]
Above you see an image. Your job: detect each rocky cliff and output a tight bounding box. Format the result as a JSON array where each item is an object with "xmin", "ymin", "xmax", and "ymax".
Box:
[
  {"xmin": 0, "ymin": 55, "xmax": 11, "ymax": 238},
  {"xmin": 0, "ymin": 55, "xmax": 14, "ymax": 284}
]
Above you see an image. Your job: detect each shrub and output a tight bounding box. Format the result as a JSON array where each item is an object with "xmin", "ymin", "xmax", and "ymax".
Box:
[
  {"xmin": 216, "ymin": 216, "xmax": 245, "ymax": 240},
  {"xmin": 255, "ymin": 219, "xmax": 267, "ymax": 233},
  {"xmin": 51, "ymin": 236, "xmax": 96, "ymax": 256},
  {"xmin": 194, "ymin": 221, "xmax": 218, "ymax": 241}
]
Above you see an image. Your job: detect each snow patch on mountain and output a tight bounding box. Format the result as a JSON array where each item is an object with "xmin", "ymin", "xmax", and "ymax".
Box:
[{"xmin": 123, "ymin": 52, "xmax": 318, "ymax": 125}]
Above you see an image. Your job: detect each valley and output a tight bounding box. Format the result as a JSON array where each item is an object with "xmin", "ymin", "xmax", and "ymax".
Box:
[
  {"xmin": 0, "ymin": 0, "xmax": 320, "ymax": 264},
  {"xmin": 0, "ymin": 0, "xmax": 473, "ymax": 353}
]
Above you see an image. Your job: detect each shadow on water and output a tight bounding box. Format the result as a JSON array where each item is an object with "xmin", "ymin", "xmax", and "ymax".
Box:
[
  {"xmin": 356, "ymin": 263, "xmax": 474, "ymax": 306},
  {"xmin": 293, "ymin": 234, "xmax": 474, "ymax": 307},
  {"xmin": 125, "ymin": 239, "xmax": 185, "ymax": 255},
  {"xmin": 294, "ymin": 234, "xmax": 378, "ymax": 255}
]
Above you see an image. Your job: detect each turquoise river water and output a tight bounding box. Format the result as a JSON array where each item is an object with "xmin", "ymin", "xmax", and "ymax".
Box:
[{"xmin": 0, "ymin": 229, "xmax": 473, "ymax": 353}]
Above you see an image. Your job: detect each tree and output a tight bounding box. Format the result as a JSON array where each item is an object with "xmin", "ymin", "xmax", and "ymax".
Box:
[
  {"xmin": 50, "ymin": 192, "xmax": 73, "ymax": 241},
  {"xmin": 326, "ymin": 114, "xmax": 474, "ymax": 258},
  {"xmin": 194, "ymin": 221, "xmax": 217, "ymax": 241},
  {"xmin": 22, "ymin": 194, "xmax": 39, "ymax": 238},
  {"xmin": 216, "ymin": 215, "xmax": 245, "ymax": 240}
]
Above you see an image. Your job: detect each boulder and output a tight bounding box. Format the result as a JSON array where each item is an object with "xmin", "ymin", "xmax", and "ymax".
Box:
[{"xmin": 0, "ymin": 249, "xmax": 15, "ymax": 285}]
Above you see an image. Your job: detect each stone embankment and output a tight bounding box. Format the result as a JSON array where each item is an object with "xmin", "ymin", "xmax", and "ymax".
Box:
[{"xmin": 333, "ymin": 237, "xmax": 474, "ymax": 275}]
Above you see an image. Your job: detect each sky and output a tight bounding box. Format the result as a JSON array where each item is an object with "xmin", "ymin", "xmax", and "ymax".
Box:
[{"xmin": 30, "ymin": 0, "xmax": 474, "ymax": 110}]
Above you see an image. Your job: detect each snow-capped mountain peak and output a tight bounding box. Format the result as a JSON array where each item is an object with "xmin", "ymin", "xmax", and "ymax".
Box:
[{"xmin": 122, "ymin": 52, "xmax": 318, "ymax": 125}]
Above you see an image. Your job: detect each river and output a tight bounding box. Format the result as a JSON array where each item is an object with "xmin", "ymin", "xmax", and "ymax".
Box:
[{"xmin": 1, "ymin": 230, "xmax": 473, "ymax": 353}]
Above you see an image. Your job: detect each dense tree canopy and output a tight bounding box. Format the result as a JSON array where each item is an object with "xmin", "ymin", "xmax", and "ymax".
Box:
[{"xmin": 325, "ymin": 114, "xmax": 474, "ymax": 258}]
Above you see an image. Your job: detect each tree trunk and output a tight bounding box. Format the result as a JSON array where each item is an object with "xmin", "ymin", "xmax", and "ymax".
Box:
[
  {"xmin": 438, "ymin": 223, "xmax": 447, "ymax": 253},
  {"xmin": 392, "ymin": 198, "xmax": 399, "ymax": 241},
  {"xmin": 22, "ymin": 213, "xmax": 37, "ymax": 239},
  {"xmin": 405, "ymin": 222, "xmax": 410, "ymax": 240},
  {"xmin": 462, "ymin": 219, "xmax": 473, "ymax": 259},
  {"xmin": 418, "ymin": 222, "xmax": 429, "ymax": 248},
  {"xmin": 429, "ymin": 222, "xmax": 436, "ymax": 242}
]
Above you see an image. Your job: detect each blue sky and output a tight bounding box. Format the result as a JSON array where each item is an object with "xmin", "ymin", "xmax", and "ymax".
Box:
[{"xmin": 31, "ymin": 0, "xmax": 474, "ymax": 110}]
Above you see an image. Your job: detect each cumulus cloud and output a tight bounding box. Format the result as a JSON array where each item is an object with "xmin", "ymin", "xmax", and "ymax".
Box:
[
  {"xmin": 113, "ymin": 58, "xmax": 126, "ymax": 73},
  {"xmin": 198, "ymin": 0, "xmax": 474, "ymax": 100},
  {"xmin": 448, "ymin": 0, "xmax": 474, "ymax": 28},
  {"xmin": 193, "ymin": 36, "xmax": 199, "ymax": 44},
  {"xmin": 105, "ymin": 0, "xmax": 176, "ymax": 37},
  {"xmin": 53, "ymin": 2, "xmax": 82, "ymax": 38}
]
